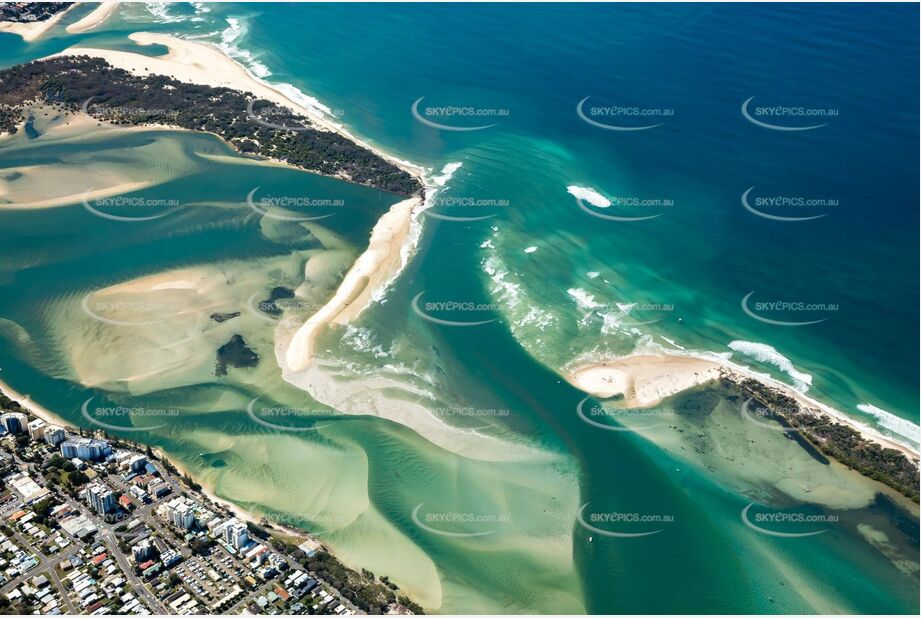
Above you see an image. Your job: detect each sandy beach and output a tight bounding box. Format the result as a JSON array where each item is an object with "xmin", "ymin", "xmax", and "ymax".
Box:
[
  {"xmin": 568, "ymin": 354, "xmax": 722, "ymax": 407},
  {"xmin": 54, "ymin": 32, "xmax": 427, "ymax": 184},
  {"xmin": 0, "ymin": 376, "xmax": 73, "ymax": 429},
  {"xmin": 0, "ymin": 4, "xmax": 73, "ymax": 42},
  {"xmin": 566, "ymin": 352, "xmax": 919, "ymax": 462},
  {"xmin": 66, "ymin": 1, "xmax": 119, "ymax": 34}
]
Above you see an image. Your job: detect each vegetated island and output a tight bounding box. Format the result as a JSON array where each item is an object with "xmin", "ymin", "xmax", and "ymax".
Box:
[
  {"xmin": 0, "ymin": 55, "xmax": 423, "ymax": 196},
  {"xmin": 0, "ymin": 1, "xmax": 74, "ymax": 41},
  {"xmin": 0, "ymin": 1, "xmax": 71, "ymax": 23}
]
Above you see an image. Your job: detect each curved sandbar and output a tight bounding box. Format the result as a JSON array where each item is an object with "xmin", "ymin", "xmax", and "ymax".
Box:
[
  {"xmin": 286, "ymin": 196, "xmax": 419, "ymax": 371},
  {"xmin": 66, "ymin": 2, "xmax": 119, "ymax": 34}
]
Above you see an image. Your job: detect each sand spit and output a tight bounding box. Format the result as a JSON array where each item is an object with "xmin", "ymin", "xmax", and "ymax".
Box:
[
  {"xmin": 566, "ymin": 352, "xmax": 919, "ymax": 461},
  {"xmin": 568, "ymin": 354, "xmax": 722, "ymax": 407},
  {"xmin": 66, "ymin": 2, "xmax": 119, "ymax": 34},
  {"xmin": 52, "ymin": 32, "xmax": 426, "ymax": 183},
  {"xmin": 285, "ymin": 197, "xmax": 419, "ymax": 372}
]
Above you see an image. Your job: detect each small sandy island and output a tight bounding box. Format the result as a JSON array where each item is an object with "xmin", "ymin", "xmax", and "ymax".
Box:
[
  {"xmin": 66, "ymin": 1, "xmax": 119, "ymax": 34},
  {"xmin": 0, "ymin": 4, "xmax": 74, "ymax": 42}
]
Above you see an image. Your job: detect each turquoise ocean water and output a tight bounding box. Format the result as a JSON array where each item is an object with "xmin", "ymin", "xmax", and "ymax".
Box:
[{"xmin": 0, "ymin": 3, "xmax": 918, "ymax": 613}]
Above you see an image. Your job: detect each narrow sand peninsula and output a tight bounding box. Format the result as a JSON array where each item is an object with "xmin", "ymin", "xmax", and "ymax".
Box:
[
  {"xmin": 1, "ymin": 176, "xmax": 155, "ymax": 210},
  {"xmin": 54, "ymin": 32, "xmax": 426, "ymax": 183},
  {"xmin": 286, "ymin": 197, "xmax": 419, "ymax": 371},
  {"xmin": 0, "ymin": 5, "xmax": 73, "ymax": 42},
  {"xmin": 66, "ymin": 2, "xmax": 119, "ymax": 34},
  {"xmin": 566, "ymin": 353, "xmax": 919, "ymax": 461}
]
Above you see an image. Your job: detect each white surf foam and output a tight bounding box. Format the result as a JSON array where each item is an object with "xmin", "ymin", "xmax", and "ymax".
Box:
[
  {"xmin": 145, "ymin": 2, "xmax": 184, "ymax": 23},
  {"xmin": 431, "ymin": 162, "xmax": 463, "ymax": 187},
  {"xmin": 857, "ymin": 403, "xmax": 920, "ymax": 444},
  {"xmin": 728, "ymin": 340, "xmax": 813, "ymax": 392},
  {"xmin": 216, "ymin": 17, "xmax": 271, "ymax": 79},
  {"xmin": 566, "ymin": 288, "xmax": 602, "ymax": 310},
  {"xmin": 566, "ymin": 185, "xmax": 611, "ymax": 208}
]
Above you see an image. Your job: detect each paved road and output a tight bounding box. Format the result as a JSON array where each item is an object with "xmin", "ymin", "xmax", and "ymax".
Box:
[
  {"xmin": 0, "ymin": 529, "xmax": 80, "ymax": 614},
  {"xmin": 99, "ymin": 526, "xmax": 169, "ymax": 614},
  {"xmin": 65, "ymin": 496, "xmax": 170, "ymax": 614}
]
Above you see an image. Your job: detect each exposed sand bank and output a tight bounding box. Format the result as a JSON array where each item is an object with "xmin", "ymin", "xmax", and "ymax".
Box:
[
  {"xmin": 66, "ymin": 2, "xmax": 119, "ymax": 34},
  {"xmin": 0, "ymin": 4, "xmax": 73, "ymax": 42},
  {"xmin": 566, "ymin": 352, "xmax": 919, "ymax": 461},
  {"xmin": 0, "ymin": 107, "xmax": 180, "ymax": 209},
  {"xmin": 286, "ymin": 197, "xmax": 419, "ymax": 371},
  {"xmin": 568, "ymin": 354, "xmax": 722, "ymax": 407},
  {"xmin": 1, "ymin": 176, "xmax": 155, "ymax": 210}
]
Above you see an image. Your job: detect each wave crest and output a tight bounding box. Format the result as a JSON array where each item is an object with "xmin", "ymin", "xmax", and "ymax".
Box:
[{"xmin": 728, "ymin": 340, "xmax": 813, "ymax": 391}]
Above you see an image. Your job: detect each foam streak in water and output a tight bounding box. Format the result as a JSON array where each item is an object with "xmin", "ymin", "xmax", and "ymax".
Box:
[{"xmin": 728, "ymin": 340, "xmax": 813, "ymax": 391}]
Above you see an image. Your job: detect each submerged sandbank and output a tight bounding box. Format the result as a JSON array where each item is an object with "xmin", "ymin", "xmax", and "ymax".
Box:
[{"xmin": 0, "ymin": 108, "xmax": 181, "ymax": 209}]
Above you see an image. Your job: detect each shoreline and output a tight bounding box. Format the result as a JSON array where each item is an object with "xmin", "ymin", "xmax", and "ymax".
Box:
[
  {"xmin": 66, "ymin": 1, "xmax": 120, "ymax": 34},
  {"xmin": 0, "ymin": 4, "xmax": 74, "ymax": 42},
  {"xmin": 0, "ymin": 375, "xmax": 318, "ymax": 547},
  {"xmin": 565, "ymin": 352, "xmax": 919, "ymax": 463},
  {"xmin": 54, "ymin": 32, "xmax": 428, "ymax": 187}
]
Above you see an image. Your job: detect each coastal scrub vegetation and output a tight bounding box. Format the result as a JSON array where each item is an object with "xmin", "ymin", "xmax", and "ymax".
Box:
[
  {"xmin": 726, "ymin": 375, "xmax": 920, "ymax": 502},
  {"xmin": 0, "ymin": 56, "xmax": 422, "ymax": 195}
]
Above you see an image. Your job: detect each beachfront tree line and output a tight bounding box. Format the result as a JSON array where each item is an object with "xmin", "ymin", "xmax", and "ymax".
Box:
[
  {"xmin": 729, "ymin": 376, "xmax": 919, "ymax": 502},
  {"xmin": 0, "ymin": 56, "xmax": 422, "ymax": 196}
]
